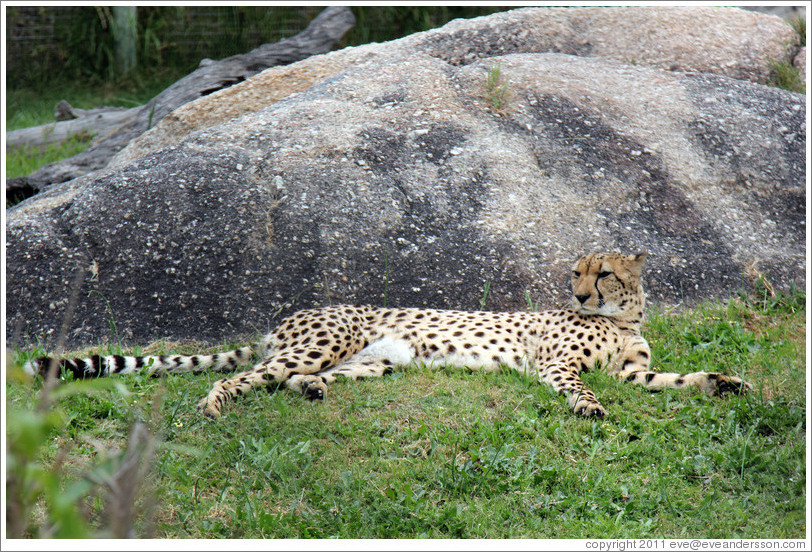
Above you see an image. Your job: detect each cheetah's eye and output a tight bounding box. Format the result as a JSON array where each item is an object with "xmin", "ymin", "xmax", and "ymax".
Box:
[
  {"xmin": 597, "ymin": 271, "xmax": 612, "ymax": 279},
  {"xmin": 572, "ymin": 271, "xmax": 581, "ymax": 278}
]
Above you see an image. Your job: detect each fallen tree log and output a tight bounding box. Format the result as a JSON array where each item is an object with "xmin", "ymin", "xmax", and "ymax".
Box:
[
  {"xmin": 7, "ymin": 6, "xmax": 355, "ymax": 196},
  {"xmin": 7, "ymin": 103, "xmax": 137, "ymax": 150}
]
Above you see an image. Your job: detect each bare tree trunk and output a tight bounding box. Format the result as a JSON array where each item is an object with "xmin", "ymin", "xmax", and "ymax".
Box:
[
  {"xmin": 7, "ymin": 6, "xmax": 355, "ymax": 196},
  {"xmin": 113, "ymin": 6, "xmax": 138, "ymax": 75}
]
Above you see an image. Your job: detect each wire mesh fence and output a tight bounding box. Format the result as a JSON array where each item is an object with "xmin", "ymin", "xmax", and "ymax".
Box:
[
  {"xmin": 6, "ymin": 6, "xmax": 322, "ymax": 85},
  {"xmin": 6, "ymin": 6, "xmax": 512, "ymax": 88}
]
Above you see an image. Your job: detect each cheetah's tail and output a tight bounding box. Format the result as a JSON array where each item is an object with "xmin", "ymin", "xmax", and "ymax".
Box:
[{"xmin": 22, "ymin": 347, "xmax": 254, "ymax": 379}]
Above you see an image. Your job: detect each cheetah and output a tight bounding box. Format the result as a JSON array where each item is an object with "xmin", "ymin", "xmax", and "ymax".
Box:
[{"xmin": 24, "ymin": 251, "xmax": 752, "ymax": 418}]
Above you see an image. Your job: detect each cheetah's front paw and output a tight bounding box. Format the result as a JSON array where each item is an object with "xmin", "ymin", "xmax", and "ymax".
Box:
[
  {"xmin": 301, "ymin": 377, "xmax": 328, "ymax": 401},
  {"xmin": 196, "ymin": 396, "xmax": 222, "ymax": 418},
  {"xmin": 711, "ymin": 374, "xmax": 752, "ymax": 396},
  {"xmin": 575, "ymin": 401, "xmax": 606, "ymax": 418},
  {"xmin": 568, "ymin": 389, "xmax": 606, "ymax": 418}
]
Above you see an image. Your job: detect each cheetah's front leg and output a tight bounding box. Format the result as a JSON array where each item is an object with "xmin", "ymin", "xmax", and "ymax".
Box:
[
  {"xmin": 610, "ymin": 336, "xmax": 752, "ymax": 396},
  {"xmin": 539, "ymin": 361, "xmax": 606, "ymax": 418}
]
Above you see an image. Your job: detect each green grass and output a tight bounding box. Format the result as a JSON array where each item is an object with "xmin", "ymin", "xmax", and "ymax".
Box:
[
  {"xmin": 6, "ymin": 135, "xmax": 96, "ymax": 181},
  {"xmin": 6, "ymin": 290, "xmax": 806, "ymax": 539}
]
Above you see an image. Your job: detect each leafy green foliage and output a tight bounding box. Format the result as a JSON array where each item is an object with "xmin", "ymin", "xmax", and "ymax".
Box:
[
  {"xmin": 738, "ymin": 277, "xmax": 805, "ymax": 316},
  {"xmin": 766, "ymin": 16, "xmax": 806, "ymax": 94},
  {"xmin": 5, "ymin": 361, "xmax": 139, "ymax": 538}
]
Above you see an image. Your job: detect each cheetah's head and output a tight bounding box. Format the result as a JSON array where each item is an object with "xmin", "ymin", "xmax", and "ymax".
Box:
[{"xmin": 570, "ymin": 251, "xmax": 647, "ymax": 320}]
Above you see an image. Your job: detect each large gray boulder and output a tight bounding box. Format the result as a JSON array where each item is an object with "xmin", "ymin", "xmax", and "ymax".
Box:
[
  {"xmin": 110, "ymin": 6, "xmax": 800, "ymax": 169},
  {"xmin": 6, "ymin": 7, "xmax": 805, "ymax": 349}
]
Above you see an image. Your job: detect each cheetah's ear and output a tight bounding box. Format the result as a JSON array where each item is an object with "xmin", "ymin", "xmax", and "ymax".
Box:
[{"xmin": 628, "ymin": 250, "xmax": 648, "ymax": 273}]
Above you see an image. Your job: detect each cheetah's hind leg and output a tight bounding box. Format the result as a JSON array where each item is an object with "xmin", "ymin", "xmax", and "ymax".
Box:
[
  {"xmin": 285, "ymin": 336, "xmax": 414, "ymax": 399},
  {"xmin": 197, "ymin": 346, "xmax": 341, "ymax": 417},
  {"xmin": 285, "ymin": 374, "xmax": 330, "ymax": 400},
  {"xmin": 285, "ymin": 359, "xmax": 397, "ymax": 399}
]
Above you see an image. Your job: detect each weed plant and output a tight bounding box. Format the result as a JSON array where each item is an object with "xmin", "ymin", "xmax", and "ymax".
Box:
[
  {"xmin": 768, "ymin": 16, "xmax": 806, "ymax": 94},
  {"xmin": 6, "ymin": 288, "xmax": 805, "ymax": 539},
  {"xmin": 485, "ymin": 61, "xmax": 510, "ymax": 110},
  {"xmin": 770, "ymin": 59, "xmax": 806, "ymax": 94},
  {"xmin": 789, "ymin": 16, "xmax": 806, "ymax": 47}
]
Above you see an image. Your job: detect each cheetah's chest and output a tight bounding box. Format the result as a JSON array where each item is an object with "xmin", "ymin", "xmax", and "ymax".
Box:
[{"xmin": 532, "ymin": 311, "xmax": 624, "ymax": 371}]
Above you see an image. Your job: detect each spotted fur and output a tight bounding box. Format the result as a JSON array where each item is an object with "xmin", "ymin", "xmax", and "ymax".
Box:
[{"xmin": 24, "ymin": 251, "xmax": 751, "ymax": 419}]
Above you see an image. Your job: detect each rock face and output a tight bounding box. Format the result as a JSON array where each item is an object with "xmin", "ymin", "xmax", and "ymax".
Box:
[
  {"xmin": 6, "ymin": 7, "xmax": 805, "ymax": 349},
  {"xmin": 794, "ymin": 47, "xmax": 806, "ymax": 88}
]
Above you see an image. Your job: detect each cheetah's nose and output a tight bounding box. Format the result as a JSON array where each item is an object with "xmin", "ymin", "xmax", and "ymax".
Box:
[{"xmin": 575, "ymin": 294, "xmax": 590, "ymax": 305}]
